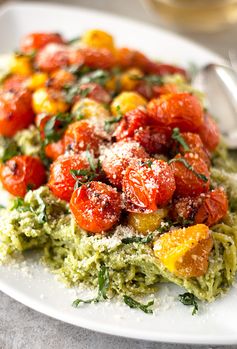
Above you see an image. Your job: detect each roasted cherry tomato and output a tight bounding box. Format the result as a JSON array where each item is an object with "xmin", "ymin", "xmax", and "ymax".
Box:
[
  {"xmin": 47, "ymin": 69, "xmax": 76, "ymax": 89},
  {"xmin": 147, "ymin": 93, "xmax": 204, "ymax": 132},
  {"xmin": 48, "ymin": 153, "xmax": 90, "ymax": 201},
  {"xmin": 114, "ymin": 107, "xmax": 150, "ymax": 141},
  {"xmin": 73, "ymin": 83, "xmax": 111, "ymax": 105},
  {"xmin": 20, "ymin": 32, "xmax": 64, "ymax": 53},
  {"xmin": 146, "ymin": 62, "xmax": 187, "ymax": 77},
  {"xmin": 102, "ymin": 141, "xmax": 148, "ymax": 188},
  {"xmin": 64, "ymin": 120, "xmax": 101, "ymax": 155},
  {"xmin": 134, "ymin": 125, "xmax": 171, "ymax": 155},
  {"xmin": 3, "ymin": 75, "xmax": 27, "ymax": 92},
  {"xmin": 70, "ymin": 181, "xmax": 121, "ymax": 233},
  {"xmin": 194, "ymin": 188, "xmax": 228, "ymax": 227},
  {"xmin": 45, "ymin": 139, "xmax": 65, "ymax": 161},
  {"xmin": 170, "ymin": 196, "xmax": 202, "ymax": 222},
  {"xmin": 169, "ymin": 153, "xmax": 210, "ymax": 197},
  {"xmin": 0, "ymin": 155, "xmax": 46, "ymax": 197},
  {"xmin": 116, "ymin": 47, "xmax": 150, "ymax": 71},
  {"xmin": 172, "ymin": 132, "xmax": 210, "ymax": 166},
  {"xmin": 0, "ymin": 89, "xmax": 34, "ymax": 137},
  {"xmin": 198, "ymin": 113, "xmax": 220, "ymax": 152},
  {"xmin": 136, "ymin": 82, "xmax": 178, "ymax": 100},
  {"xmin": 122, "ymin": 159, "xmax": 176, "ymax": 212},
  {"xmin": 79, "ymin": 47, "xmax": 115, "ymax": 69}
]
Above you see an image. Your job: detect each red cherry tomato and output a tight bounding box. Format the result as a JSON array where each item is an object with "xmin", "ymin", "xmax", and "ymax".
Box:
[
  {"xmin": 36, "ymin": 44, "xmax": 84, "ymax": 72},
  {"xmin": 114, "ymin": 107, "xmax": 150, "ymax": 141},
  {"xmin": 172, "ymin": 132, "xmax": 210, "ymax": 166},
  {"xmin": 0, "ymin": 89, "xmax": 34, "ymax": 137},
  {"xmin": 47, "ymin": 69, "xmax": 76, "ymax": 89},
  {"xmin": 48, "ymin": 154, "xmax": 90, "ymax": 202},
  {"xmin": 79, "ymin": 47, "xmax": 115, "ymax": 69},
  {"xmin": 198, "ymin": 113, "xmax": 220, "ymax": 152},
  {"xmin": 102, "ymin": 140, "xmax": 148, "ymax": 188},
  {"xmin": 70, "ymin": 181, "xmax": 122, "ymax": 233},
  {"xmin": 20, "ymin": 32, "xmax": 64, "ymax": 53},
  {"xmin": 194, "ymin": 188, "xmax": 228, "ymax": 226},
  {"xmin": 3, "ymin": 75, "xmax": 27, "ymax": 92},
  {"xmin": 147, "ymin": 93, "xmax": 204, "ymax": 132},
  {"xmin": 169, "ymin": 153, "xmax": 210, "ymax": 197},
  {"xmin": 64, "ymin": 120, "xmax": 101, "ymax": 155},
  {"xmin": 116, "ymin": 47, "xmax": 150, "ymax": 71},
  {"xmin": 122, "ymin": 158, "xmax": 176, "ymax": 212},
  {"xmin": 0, "ymin": 155, "xmax": 46, "ymax": 197},
  {"xmin": 45, "ymin": 139, "xmax": 65, "ymax": 161},
  {"xmin": 170, "ymin": 196, "xmax": 202, "ymax": 222},
  {"xmin": 73, "ymin": 83, "xmax": 111, "ymax": 105},
  {"xmin": 146, "ymin": 62, "xmax": 187, "ymax": 77},
  {"xmin": 134, "ymin": 125, "xmax": 171, "ymax": 155}
]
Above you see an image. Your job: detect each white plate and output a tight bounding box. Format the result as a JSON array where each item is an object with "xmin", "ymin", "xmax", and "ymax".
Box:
[{"xmin": 0, "ymin": 2, "xmax": 235, "ymax": 345}]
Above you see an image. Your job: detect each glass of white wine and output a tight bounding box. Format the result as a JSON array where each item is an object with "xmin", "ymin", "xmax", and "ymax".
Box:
[{"xmin": 143, "ymin": 0, "xmax": 237, "ymax": 32}]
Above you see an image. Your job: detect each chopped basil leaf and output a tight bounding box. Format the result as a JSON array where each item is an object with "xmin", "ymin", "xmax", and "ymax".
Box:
[
  {"xmin": 43, "ymin": 113, "xmax": 72, "ymax": 144},
  {"xmin": 0, "ymin": 138, "xmax": 20, "ymax": 163},
  {"xmin": 104, "ymin": 115, "xmax": 122, "ymax": 132},
  {"xmin": 171, "ymin": 128, "xmax": 190, "ymax": 152},
  {"xmin": 11, "ymin": 198, "xmax": 30, "ymax": 212},
  {"xmin": 70, "ymin": 153, "xmax": 101, "ymax": 189},
  {"xmin": 140, "ymin": 159, "xmax": 153, "ymax": 168},
  {"xmin": 178, "ymin": 292, "xmax": 199, "ymax": 315},
  {"xmin": 72, "ymin": 265, "xmax": 110, "ymax": 307},
  {"xmin": 123, "ymin": 295, "xmax": 154, "ymax": 314},
  {"xmin": 131, "ymin": 74, "xmax": 163, "ymax": 86},
  {"xmin": 14, "ymin": 50, "xmax": 36, "ymax": 59},
  {"xmin": 122, "ymin": 233, "xmax": 153, "ymax": 244},
  {"xmin": 67, "ymin": 36, "xmax": 81, "ymax": 45},
  {"xmin": 79, "ymin": 69, "xmax": 110, "ymax": 86},
  {"xmin": 86, "ymin": 150, "xmax": 96, "ymax": 172},
  {"xmin": 168, "ymin": 158, "xmax": 208, "ymax": 182}
]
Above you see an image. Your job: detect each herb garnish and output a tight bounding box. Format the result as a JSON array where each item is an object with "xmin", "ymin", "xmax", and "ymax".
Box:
[
  {"xmin": 11, "ymin": 198, "xmax": 30, "ymax": 212},
  {"xmin": 123, "ymin": 295, "xmax": 154, "ymax": 314},
  {"xmin": 14, "ymin": 50, "xmax": 37, "ymax": 59},
  {"xmin": 43, "ymin": 113, "xmax": 73, "ymax": 144},
  {"xmin": 70, "ymin": 151, "xmax": 101, "ymax": 189},
  {"xmin": 122, "ymin": 233, "xmax": 154, "ymax": 244},
  {"xmin": 168, "ymin": 158, "xmax": 208, "ymax": 182},
  {"xmin": 72, "ymin": 265, "xmax": 110, "ymax": 307},
  {"xmin": 67, "ymin": 36, "xmax": 81, "ymax": 45},
  {"xmin": 0, "ymin": 204, "xmax": 6, "ymax": 209},
  {"xmin": 0, "ymin": 138, "xmax": 20, "ymax": 163},
  {"xmin": 79, "ymin": 69, "xmax": 110, "ymax": 86},
  {"xmin": 171, "ymin": 128, "xmax": 190, "ymax": 152},
  {"xmin": 131, "ymin": 74, "xmax": 163, "ymax": 86},
  {"xmin": 11, "ymin": 195, "xmax": 47, "ymax": 224},
  {"xmin": 140, "ymin": 159, "xmax": 153, "ymax": 168},
  {"xmin": 104, "ymin": 115, "xmax": 122, "ymax": 132},
  {"xmin": 178, "ymin": 292, "xmax": 199, "ymax": 315}
]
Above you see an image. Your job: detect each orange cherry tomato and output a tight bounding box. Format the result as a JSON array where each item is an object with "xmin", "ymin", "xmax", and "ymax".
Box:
[
  {"xmin": 48, "ymin": 153, "xmax": 90, "ymax": 202},
  {"xmin": 20, "ymin": 32, "xmax": 64, "ymax": 53},
  {"xmin": 79, "ymin": 47, "xmax": 115, "ymax": 69},
  {"xmin": 70, "ymin": 181, "xmax": 122, "ymax": 233},
  {"xmin": 114, "ymin": 107, "xmax": 150, "ymax": 141},
  {"xmin": 48, "ymin": 69, "xmax": 76, "ymax": 89},
  {"xmin": 147, "ymin": 93, "xmax": 204, "ymax": 132},
  {"xmin": 198, "ymin": 113, "xmax": 220, "ymax": 152},
  {"xmin": 0, "ymin": 89, "xmax": 34, "ymax": 137},
  {"xmin": 134, "ymin": 125, "xmax": 171, "ymax": 155},
  {"xmin": 0, "ymin": 155, "xmax": 46, "ymax": 197},
  {"xmin": 64, "ymin": 120, "xmax": 101, "ymax": 155},
  {"xmin": 72, "ymin": 83, "xmax": 111, "ymax": 105},
  {"xmin": 194, "ymin": 188, "xmax": 228, "ymax": 226},
  {"xmin": 122, "ymin": 158, "xmax": 176, "ymax": 212},
  {"xmin": 3, "ymin": 75, "xmax": 27, "ymax": 92},
  {"xmin": 172, "ymin": 132, "xmax": 210, "ymax": 166},
  {"xmin": 169, "ymin": 153, "xmax": 210, "ymax": 197},
  {"xmin": 102, "ymin": 140, "xmax": 148, "ymax": 188},
  {"xmin": 116, "ymin": 47, "xmax": 150, "ymax": 71},
  {"xmin": 45, "ymin": 139, "xmax": 65, "ymax": 161}
]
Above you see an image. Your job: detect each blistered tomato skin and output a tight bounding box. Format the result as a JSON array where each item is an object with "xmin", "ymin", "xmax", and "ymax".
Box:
[
  {"xmin": 79, "ymin": 47, "xmax": 115, "ymax": 69},
  {"xmin": 102, "ymin": 141, "xmax": 148, "ymax": 188},
  {"xmin": 48, "ymin": 69, "xmax": 76, "ymax": 90},
  {"xmin": 64, "ymin": 120, "xmax": 101, "ymax": 155},
  {"xmin": 194, "ymin": 188, "xmax": 228, "ymax": 227},
  {"xmin": 170, "ymin": 153, "xmax": 210, "ymax": 198},
  {"xmin": 70, "ymin": 181, "xmax": 122, "ymax": 233},
  {"xmin": 3, "ymin": 75, "xmax": 27, "ymax": 92},
  {"xmin": 114, "ymin": 107, "xmax": 150, "ymax": 141},
  {"xmin": 45, "ymin": 139, "xmax": 65, "ymax": 161},
  {"xmin": 147, "ymin": 93, "xmax": 204, "ymax": 132},
  {"xmin": 0, "ymin": 89, "xmax": 34, "ymax": 137},
  {"xmin": 20, "ymin": 33, "xmax": 64, "ymax": 53},
  {"xmin": 199, "ymin": 113, "xmax": 220, "ymax": 152},
  {"xmin": 122, "ymin": 159, "xmax": 176, "ymax": 213},
  {"xmin": 48, "ymin": 154, "xmax": 90, "ymax": 202},
  {"xmin": 134, "ymin": 125, "xmax": 171, "ymax": 155},
  {"xmin": 0, "ymin": 155, "xmax": 46, "ymax": 197}
]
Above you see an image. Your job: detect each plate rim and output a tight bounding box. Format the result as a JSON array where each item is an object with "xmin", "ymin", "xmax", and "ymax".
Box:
[{"xmin": 0, "ymin": 2, "xmax": 234, "ymax": 345}]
